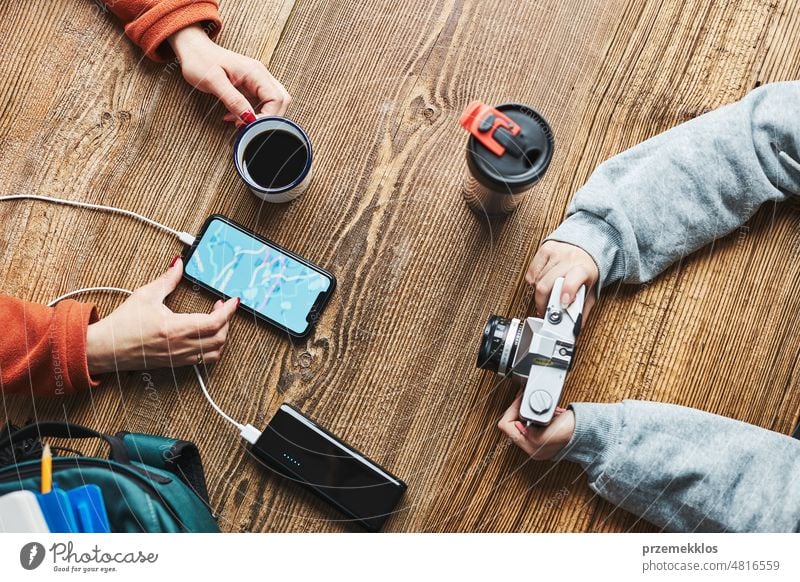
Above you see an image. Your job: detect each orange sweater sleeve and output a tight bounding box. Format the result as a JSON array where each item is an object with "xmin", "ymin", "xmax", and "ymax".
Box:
[
  {"xmin": 101, "ymin": 0, "xmax": 223, "ymax": 62},
  {"xmin": 0, "ymin": 295, "xmax": 100, "ymax": 397}
]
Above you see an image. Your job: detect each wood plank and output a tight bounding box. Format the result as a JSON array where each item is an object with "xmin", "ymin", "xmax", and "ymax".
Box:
[{"xmin": 1, "ymin": 0, "xmax": 800, "ymax": 533}]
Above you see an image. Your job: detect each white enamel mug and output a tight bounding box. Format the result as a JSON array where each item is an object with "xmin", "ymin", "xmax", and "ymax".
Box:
[{"xmin": 232, "ymin": 117, "xmax": 313, "ymax": 203}]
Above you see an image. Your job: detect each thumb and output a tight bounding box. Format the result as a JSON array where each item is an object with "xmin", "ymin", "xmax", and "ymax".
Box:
[
  {"xmin": 208, "ymin": 296, "xmax": 240, "ymax": 326},
  {"xmin": 144, "ymin": 256, "xmax": 184, "ymax": 301},
  {"xmin": 560, "ymin": 266, "xmax": 591, "ymax": 308}
]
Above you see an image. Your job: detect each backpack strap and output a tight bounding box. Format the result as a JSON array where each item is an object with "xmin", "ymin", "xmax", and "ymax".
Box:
[
  {"xmin": 0, "ymin": 421, "xmax": 130, "ymax": 464},
  {"xmin": 0, "ymin": 423, "xmax": 40, "ymax": 465},
  {"xmin": 116, "ymin": 432, "xmax": 211, "ymax": 504}
]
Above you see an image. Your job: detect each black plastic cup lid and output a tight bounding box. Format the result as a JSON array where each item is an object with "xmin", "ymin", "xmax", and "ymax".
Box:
[{"xmin": 466, "ymin": 103, "xmax": 554, "ymax": 194}]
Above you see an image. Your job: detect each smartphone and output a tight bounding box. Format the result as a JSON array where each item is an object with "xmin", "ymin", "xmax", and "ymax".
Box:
[
  {"xmin": 183, "ymin": 215, "xmax": 336, "ymax": 338},
  {"xmin": 250, "ymin": 404, "xmax": 407, "ymax": 532}
]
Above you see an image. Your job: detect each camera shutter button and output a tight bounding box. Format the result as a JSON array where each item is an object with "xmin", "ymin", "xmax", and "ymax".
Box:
[{"xmin": 528, "ymin": 390, "xmax": 553, "ymax": 414}]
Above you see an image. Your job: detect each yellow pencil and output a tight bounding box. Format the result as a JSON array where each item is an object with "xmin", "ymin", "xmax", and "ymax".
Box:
[{"xmin": 41, "ymin": 443, "xmax": 52, "ymax": 494}]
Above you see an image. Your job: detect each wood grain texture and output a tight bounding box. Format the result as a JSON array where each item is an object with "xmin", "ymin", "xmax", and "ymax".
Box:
[{"xmin": 1, "ymin": 0, "xmax": 800, "ymax": 532}]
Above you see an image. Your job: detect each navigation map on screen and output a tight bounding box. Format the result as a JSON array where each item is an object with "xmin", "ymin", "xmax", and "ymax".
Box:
[{"xmin": 185, "ymin": 218, "xmax": 331, "ymax": 333}]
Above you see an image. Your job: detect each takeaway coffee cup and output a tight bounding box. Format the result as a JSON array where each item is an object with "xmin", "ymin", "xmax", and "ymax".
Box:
[
  {"xmin": 233, "ymin": 117, "xmax": 313, "ymax": 203},
  {"xmin": 460, "ymin": 101, "xmax": 554, "ymax": 215}
]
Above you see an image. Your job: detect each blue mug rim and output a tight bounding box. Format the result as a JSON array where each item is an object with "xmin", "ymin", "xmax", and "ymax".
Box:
[{"xmin": 232, "ymin": 116, "xmax": 313, "ymax": 195}]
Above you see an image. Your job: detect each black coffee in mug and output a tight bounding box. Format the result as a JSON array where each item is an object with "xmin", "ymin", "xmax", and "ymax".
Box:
[
  {"xmin": 233, "ymin": 117, "xmax": 313, "ymax": 203},
  {"xmin": 244, "ymin": 130, "xmax": 308, "ymax": 190}
]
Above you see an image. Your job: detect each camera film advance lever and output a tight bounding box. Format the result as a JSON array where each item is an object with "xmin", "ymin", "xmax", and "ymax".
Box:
[{"xmin": 476, "ymin": 277, "xmax": 585, "ymax": 425}]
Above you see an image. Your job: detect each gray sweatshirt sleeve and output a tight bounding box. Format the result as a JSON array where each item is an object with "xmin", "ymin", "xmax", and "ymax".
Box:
[
  {"xmin": 546, "ymin": 81, "xmax": 800, "ymax": 290},
  {"xmin": 554, "ymin": 400, "xmax": 800, "ymax": 532}
]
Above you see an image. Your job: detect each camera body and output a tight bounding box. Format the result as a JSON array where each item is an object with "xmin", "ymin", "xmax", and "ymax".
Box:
[{"xmin": 477, "ymin": 278, "xmax": 584, "ymax": 425}]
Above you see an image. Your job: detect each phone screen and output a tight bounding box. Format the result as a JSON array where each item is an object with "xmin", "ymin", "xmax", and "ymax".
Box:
[
  {"xmin": 252, "ymin": 405, "xmax": 407, "ymax": 531},
  {"xmin": 184, "ymin": 217, "xmax": 333, "ymax": 335}
]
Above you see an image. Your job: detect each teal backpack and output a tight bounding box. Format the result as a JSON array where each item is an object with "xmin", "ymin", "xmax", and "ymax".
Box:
[{"xmin": 0, "ymin": 421, "xmax": 219, "ymax": 532}]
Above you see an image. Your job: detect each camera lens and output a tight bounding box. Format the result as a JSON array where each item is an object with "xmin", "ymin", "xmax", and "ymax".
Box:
[{"xmin": 477, "ymin": 315, "xmax": 514, "ymax": 373}]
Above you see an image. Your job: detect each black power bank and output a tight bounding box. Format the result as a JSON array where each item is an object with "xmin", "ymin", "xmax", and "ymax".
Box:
[{"xmin": 249, "ymin": 404, "xmax": 407, "ymax": 532}]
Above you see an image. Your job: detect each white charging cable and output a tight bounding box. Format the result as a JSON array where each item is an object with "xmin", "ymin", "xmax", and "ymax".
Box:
[
  {"xmin": 0, "ymin": 194, "xmax": 197, "ymax": 246},
  {"xmin": 1, "ymin": 193, "xmax": 261, "ymax": 444}
]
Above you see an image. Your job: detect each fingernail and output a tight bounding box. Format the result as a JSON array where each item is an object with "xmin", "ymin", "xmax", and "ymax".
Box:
[
  {"xmin": 240, "ymin": 111, "xmax": 257, "ymax": 124},
  {"xmin": 514, "ymin": 421, "xmax": 528, "ymax": 436},
  {"xmin": 235, "ymin": 297, "xmax": 241, "ymax": 308},
  {"xmin": 169, "ymin": 255, "xmax": 180, "ymax": 268},
  {"xmin": 560, "ymin": 292, "xmax": 570, "ymax": 307}
]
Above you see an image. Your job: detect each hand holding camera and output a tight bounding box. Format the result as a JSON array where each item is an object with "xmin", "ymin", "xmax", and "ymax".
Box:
[
  {"xmin": 478, "ymin": 276, "xmax": 586, "ymax": 458},
  {"xmin": 497, "ymin": 390, "xmax": 575, "ymax": 460},
  {"xmin": 526, "ymin": 240, "xmax": 598, "ymax": 318},
  {"xmin": 478, "ymin": 277, "xmax": 585, "ymax": 425}
]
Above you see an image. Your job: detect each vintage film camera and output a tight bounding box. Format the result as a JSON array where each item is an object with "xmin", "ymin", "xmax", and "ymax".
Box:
[{"xmin": 477, "ymin": 277, "xmax": 585, "ymax": 425}]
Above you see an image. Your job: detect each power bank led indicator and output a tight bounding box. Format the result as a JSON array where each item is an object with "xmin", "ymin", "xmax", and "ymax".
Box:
[{"xmin": 282, "ymin": 452, "xmax": 301, "ymax": 467}]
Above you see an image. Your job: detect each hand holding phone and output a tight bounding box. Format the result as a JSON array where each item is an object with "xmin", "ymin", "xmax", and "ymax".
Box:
[
  {"xmin": 86, "ymin": 257, "xmax": 238, "ymax": 374},
  {"xmin": 183, "ymin": 215, "xmax": 336, "ymax": 337}
]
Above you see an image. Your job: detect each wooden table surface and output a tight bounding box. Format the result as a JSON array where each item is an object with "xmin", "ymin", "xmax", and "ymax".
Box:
[{"xmin": 2, "ymin": 0, "xmax": 800, "ymax": 532}]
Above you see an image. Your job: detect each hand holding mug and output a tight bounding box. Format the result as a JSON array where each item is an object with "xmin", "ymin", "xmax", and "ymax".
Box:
[{"xmin": 168, "ymin": 25, "xmax": 291, "ymax": 126}]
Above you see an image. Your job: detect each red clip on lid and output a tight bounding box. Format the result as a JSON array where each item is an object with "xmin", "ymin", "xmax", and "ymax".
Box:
[{"xmin": 460, "ymin": 100, "xmax": 521, "ymax": 157}]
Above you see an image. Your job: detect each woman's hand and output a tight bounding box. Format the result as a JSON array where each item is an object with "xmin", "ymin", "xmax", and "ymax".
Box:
[
  {"xmin": 526, "ymin": 240, "xmax": 599, "ymax": 318},
  {"xmin": 168, "ymin": 25, "xmax": 291, "ymax": 126},
  {"xmin": 497, "ymin": 390, "xmax": 575, "ymax": 460},
  {"xmin": 85, "ymin": 257, "xmax": 239, "ymax": 375}
]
